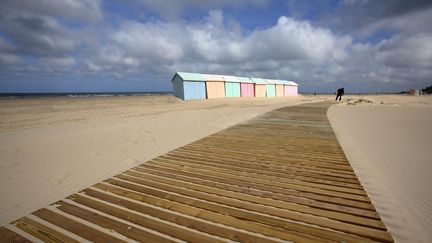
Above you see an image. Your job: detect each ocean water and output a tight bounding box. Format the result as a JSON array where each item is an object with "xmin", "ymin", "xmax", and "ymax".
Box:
[{"xmin": 0, "ymin": 92, "xmax": 173, "ymax": 99}]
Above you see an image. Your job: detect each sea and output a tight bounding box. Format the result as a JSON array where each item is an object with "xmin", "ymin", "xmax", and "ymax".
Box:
[{"xmin": 0, "ymin": 92, "xmax": 173, "ymax": 99}]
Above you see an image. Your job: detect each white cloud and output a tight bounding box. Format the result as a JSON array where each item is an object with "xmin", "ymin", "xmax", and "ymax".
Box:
[
  {"xmin": 112, "ymin": 21, "xmax": 185, "ymax": 63},
  {"xmin": 375, "ymin": 34, "xmax": 432, "ymax": 68},
  {"xmin": 1, "ymin": 2, "xmax": 431, "ymax": 92},
  {"xmin": 0, "ymin": 3, "xmax": 83, "ymax": 57},
  {"xmin": 87, "ymin": 12, "xmax": 352, "ymax": 84}
]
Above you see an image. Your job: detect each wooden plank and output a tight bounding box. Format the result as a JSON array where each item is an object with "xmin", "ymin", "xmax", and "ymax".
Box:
[
  {"xmin": 157, "ymin": 154, "xmax": 363, "ymax": 189},
  {"xmin": 118, "ymin": 172, "xmax": 385, "ymax": 229},
  {"xmin": 150, "ymin": 157, "xmax": 367, "ymax": 195},
  {"xmin": 89, "ymin": 184, "xmax": 369, "ymax": 243},
  {"xmin": 2, "ymin": 102, "xmax": 393, "ymax": 242},
  {"xmin": 0, "ymin": 227, "xmax": 31, "ymax": 243},
  {"xmin": 171, "ymin": 148, "xmax": 357, "ymax": 176},
  {"xmin": 73, "ymin": 192, "xmax": 298, "ymax": 242},
  {"xmin": 160, "ymin": 152, "xmax": 362, "ymax": 184},
  {"xmin": 144, "ymin": 160, "xmax": 371, "ymax": 202},
  {"xmin": 181, "ymin": 143, "xmax": 352, "ymax": 166},
  {"xmin": 102, "ymin": 179, "xmax": 393, "ymax": 242},
  {"xmin": 125, "ymin": 168, "xmax": 380, "ymax": 219},
  {"xmin": 167, "ymin": 146, "xmax": 356, "ymax": 172},
  {"xmin": 139, "ymin": 163, "xmax": 376, "ymax": 210},
  {"xmin": 57, "ymin": 201, "xmax": 177, "ymax": 243},
  {"xmin": 14, "ymin": 217, "xmax": 79, "ymax": 243},
  {"xmin": 33, "ymin": 208, "xmax": 126, "ymax": 243},
  {"xmin": 165, "ymin": 150, "xmax": 360, "ymax": 180}
]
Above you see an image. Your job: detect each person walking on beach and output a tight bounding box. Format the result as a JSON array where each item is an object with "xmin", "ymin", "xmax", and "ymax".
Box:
[{"xmin": 335, "ymin": 88, "xmax": 344, "ymax": 101}]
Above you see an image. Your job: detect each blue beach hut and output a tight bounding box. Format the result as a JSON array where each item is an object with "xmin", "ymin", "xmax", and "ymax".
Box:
[{"xmin": 172, "ymin": 72, "xmax": 207, "ymax": 100}]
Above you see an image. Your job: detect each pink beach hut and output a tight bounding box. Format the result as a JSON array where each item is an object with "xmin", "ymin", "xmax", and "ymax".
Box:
[
  {"xmin": 238, "ymin": 77, "xmax": 255, "ymax": 97},
  {"xmin": 284, "ymin": 81, "xmax": 299, "ymax": 96}
]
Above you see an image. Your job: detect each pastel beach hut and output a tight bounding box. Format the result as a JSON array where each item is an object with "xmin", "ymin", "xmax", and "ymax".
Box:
[
  {"xmin": 284, "ymin": 81, "xmax": 299, "ymax": 96},
  {"xmin": 274, "ymin": 80, "xmax": 285, "ymax": 97},
  {"xmin": 205, "ymin": 74, "xmax": 226, "ymax": 99},
  {"xmin": 224, "ymin": 75, "xmax": 241, "ymax": 98},
  {"xmin": 251, "ymin": 78, "xmax": 267, "ymax": 97},
  {"xmin": 238, "ymin": 77, "xmax": 255, "ymax": 97},
  {"xmin": 172, "ymin": 72, "xmax": 206, "ymax": 100},
  {"xmin": 265, "ymin": 79, "xmax": 277, "ymax": 97}
]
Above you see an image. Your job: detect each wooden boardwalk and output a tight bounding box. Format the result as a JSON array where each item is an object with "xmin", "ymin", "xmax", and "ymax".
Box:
[{"xmin": 0, "ymin": 102, "xmax": 393, "ymax": 242}]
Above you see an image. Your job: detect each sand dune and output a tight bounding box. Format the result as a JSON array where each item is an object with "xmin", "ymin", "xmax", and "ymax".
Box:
[
  {"xmin": 328, "ymin": 95, "xmax": 432, "ymax": 242},
  {"xmin": 0, "ymin": 95, "xmax": 329, "ymax": 226}
]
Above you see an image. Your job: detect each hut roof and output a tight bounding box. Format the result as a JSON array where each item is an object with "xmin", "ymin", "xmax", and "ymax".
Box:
[
  {"xmin": 174, "ymin": 72, "xmax": 205, "ymax": 81},
  {"xmin": 223, "ymin": 75, "xmax": 240, "ymax": 82},
  {"xmin": 285, "ymin": 81, "xmax": 298, "ymax": 86},
  {"xmin": 204, "ymin": 74, "xmax": 226, "ymax": 81},
  {"xmin": 265, "ymin": 79, "xmax": 283, "ymax": 85},
  {"xmin": 250, "ymin": 77, "xmax": 267, "ymax": 84},
  {"xmin": 173, "ymin": 72, "xmax": 297, "ymax": 85},
  {"xmin": 267, "ymin": 79, "xmax": 299, "ymax": 86},
  {"xmin": 237, "ymin": 77, "xmax": 255, "ymax": 83}
]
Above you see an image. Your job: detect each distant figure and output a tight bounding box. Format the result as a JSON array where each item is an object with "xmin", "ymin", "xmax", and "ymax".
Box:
[{"xmin": 335, "ymin": 88, "xmax": 344, "ymax": 101}]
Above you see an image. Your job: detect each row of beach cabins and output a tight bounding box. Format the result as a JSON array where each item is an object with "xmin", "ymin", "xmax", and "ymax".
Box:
[{"xmin": 172, "ymin": 72, "xmax": 299, "ymax": 100}]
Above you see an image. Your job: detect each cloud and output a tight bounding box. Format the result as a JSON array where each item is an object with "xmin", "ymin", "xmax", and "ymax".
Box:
[
  {"xmin": 246, "ymin": 17, "xmax": 351, "ymax": 62},
  {"xmin": 112, "ymin": 21, "xmax": 185, "ymax": 63},
  {"xmin": 0, "ymin": 13, "xmax": 77, "ymax": 57},
  {"xmin": 0, "ymin": 0, "xmax": 102, "ymax": 23},
  {"xmin": 1, "ymin": 2, "xmax": 431, "ymax": 93},
  {"xmin": 324, "ymin": 0, "xmax": 432, "ymax": 37},
  {"xmin": 0, "ymin": 0, "xmax": 102, "ymax": 59},
  {"xmin": 375, "ymin": 34, "xmax": 432, "ymax": 68},
  {"xmin": 38, "ymin": 57, "xmax": 76, "ymax": 72},
  {"xmin": 0, "ymin": 54, "xmax": 21, "ymax": 66},
  {"xmin": 86, "ymin": 11, "xmax": 351, "ymax": 83},
  {"xmin": 0, "ymin": 0, "xmax": 102, "ymax": 80},
  {"xmin": 81, "ymin": 9, "xmax": 432, "ymax": 92}
]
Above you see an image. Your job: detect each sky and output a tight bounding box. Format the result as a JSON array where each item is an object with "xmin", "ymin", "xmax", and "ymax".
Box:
[{"xmin": 1, "ymin": 0, "xmax": 431, "ymax": 93}]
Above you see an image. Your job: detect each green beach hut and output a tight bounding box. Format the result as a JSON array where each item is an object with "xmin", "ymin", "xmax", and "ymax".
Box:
[
  {"xmin": 224, "ymin": 75, "xmax": 241, "ymax": 98},
  {"xmin": 265, "ymin": 79, "xmax": 277, "ymax": 97}
]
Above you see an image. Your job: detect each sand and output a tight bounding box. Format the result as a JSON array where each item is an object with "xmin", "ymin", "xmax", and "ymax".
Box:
[
  {"xmin": 328, "ymin": 95, "xmax": 432, "ymax": 242},
  {"xmin": 0, "ymin": 94, "xmax": 329, "ymax": 226},
  {"xmin": 2, "ymin": 93, "xmax": 431, "ymax": 242}
]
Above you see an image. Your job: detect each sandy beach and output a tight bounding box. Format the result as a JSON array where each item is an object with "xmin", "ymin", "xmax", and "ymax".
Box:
[
  {"xmin": 0, "ymin": 94, "xmax": 329, "ymax": 227},
  {"xmin": 328, "ymin": 95, "xmax": 432, "ymax": 242},
  {"xmin": 1, "ymin": 94, "xmax": 431, "ymax": 242}
]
